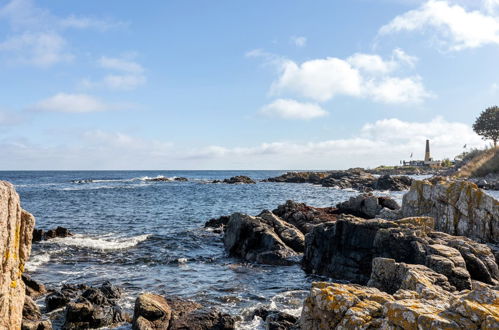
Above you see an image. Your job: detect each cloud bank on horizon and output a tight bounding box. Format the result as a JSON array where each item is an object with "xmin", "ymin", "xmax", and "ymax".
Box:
[{"xmin": 0, "ymin": 0, "xmax": 497, "ymax": 169}]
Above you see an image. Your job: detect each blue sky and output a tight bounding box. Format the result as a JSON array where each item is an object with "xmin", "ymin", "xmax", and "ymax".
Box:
[{"xmin": 0, "ymin": 0, "xmax": 498, "ymax": 169}]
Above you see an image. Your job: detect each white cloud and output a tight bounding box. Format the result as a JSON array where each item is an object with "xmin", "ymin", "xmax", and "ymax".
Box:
[
  {"xmin": 0, "ymin": 109, "xmax": 25, "ymax": 126},
  {"xmin": 379, "ymin": 0, "xmax": 499, "ymax": 50},
  {"xmin": 290, "ymin": 36, "xmax": 307, "ymax": 47},
  {"xmin": 31, "ymin": 93, "xmax": 117, "ymax": 113},
  {"xmin": 0, "ymin": 32, "xmax": 72, "ymax": 67},
  {"xmin": 0, "ymin": 117, "xmax": 484, "ymax": 169},
  {"xmin": 268, "ymin": 49, "xmax": 429, "ymax": 104},
  {"xmin": 260, "ymin": 99, "xmax": 328, "ymax": 119},
  {"xmin": 59, "ymin": 15, "xmax": 126, "ymax": 31},
  {"xmin": 98, "ymin": 56, "xmax": 144, "ymax": 74}
]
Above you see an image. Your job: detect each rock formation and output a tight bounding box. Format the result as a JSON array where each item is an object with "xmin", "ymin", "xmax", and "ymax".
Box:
[
  {"xmin": 32, "ymin": 226, "xmax": 73, "ymax": 242},
  {"xmin": 223, "ymin": 213, "xmax": 302, "ymax": 265},
  {"xmin": 303, "ymin": 216, "xmax": 499, "ymax": 289},
  {"xmin": 272, "ymin": 200, "xmax": 337, "ymax": 234},
  {"xmin": 336, "ymin": 193, "xmax": 400, "ymax": 219},
  {"xmin": 133, "ymin": 293, "xmax": 235, "ymax": 330},
  {"xmin": 222, "ymin": 176, "xmax": 256, "ymax": 184},
  {"xmin": 401, "ymin": 179, "xmax": 499, "ymax": 243},
  {"xmin": 300, "ymin": 281, "xmax": 499, "ymax": 329},
  {"xmin": 0, "ymin": 181, "xmax": 35, "ymax": 330}
]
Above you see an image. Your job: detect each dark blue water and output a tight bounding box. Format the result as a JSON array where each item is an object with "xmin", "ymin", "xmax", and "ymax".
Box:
[{"xmin": 0, "ymin": 171, "xmax": 435, "ymax": 328}]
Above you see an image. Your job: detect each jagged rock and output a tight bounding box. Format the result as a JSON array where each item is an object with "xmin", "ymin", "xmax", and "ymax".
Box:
[
  {"xmin": 222, "ymin": 176, "xmax": 256, "ymax": 184},
  {"xmin": 169, "ymin": 308, "xmax": 235, "ymax": 330},
  {"xmin": 32, "ymin": 226, "xmax": 73, "ymax": 242},
  {"xmin": 22, "ymin": 320, "xmax": 52, "ymax": 330},
  {"xmin": 252, "ymin": 308, "xmax": 298, "ymax": 330},
  {"xmin": 302, "ymin": 216, "xmax": 499, "ymax": 290},
  {"xmin": 300, "ymin": 282, "xmax": 499, "ymax": 329},
  {"xmin": 45, "ymin": 291, "xmax": 72, "ymax": 312},
  {"xmin": 336, "ymin": 194, "xmax": 400, "ymax": 219},
  {"xmin": 258, "ymin": 210, "xmax": 305, "ymax": 253},
  {"xmin": 22, "ymin": 274, "xmax": 47, "ymax": 299},
  {"xmin": 367, "ymin": 258, "xmax": 456, "ymax": 295},
  {"xmin": 204, "ymin": 215, "xmax": 230, "ymax": 231},
  {"xmin": 133, "ymin": 293, "xmax": 171, "ymax": 330},
  {"xmin": 0, "ymin": 181, "xmax": 36, "ymax": 330},
  {"xmin": 174, "ymin": 177, "xmax": 188, "ymax": 182},
  {"xmin": 223, "ymin": 213, "xmax": 299, "ymax": 265},
  {"xmin": 264, "ymin": 172, "xmax": 329, "ymax": 184},
  {"xmin": 374, "ymin": 174, "xmax": 412, "ymax": 191},
  {"xmin": 401, "ymin": 180, "xmax": 499, "ymax": 243},
  {"xmin": 272, "ymin": 200, "xmax": 337, "ymax": 234},
  {"xmin": 23, "ymin": 295, "xmax": 42, "ymax": 321}
]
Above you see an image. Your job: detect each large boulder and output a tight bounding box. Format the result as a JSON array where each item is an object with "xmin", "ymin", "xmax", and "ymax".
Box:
[
  {"xmin": 223, "ymin": 213, "xmax": 300, "ymax": 265},
  {"xmin": 133, "ymin": 294, "xmax": 235, "ymax": 330},
  {"xmin": 299, "ymin": 281, "xmax": 499, "ymax": 329},
  {"xmin": 272, "ymin": 200, "xmax": 337, "ymax": 234},
  {"xmin": 302, "ymin": 216, "xmax": 499, "ymax": 289},
  {"xmin": 401, "ymin": 179, "xmax": 499, "ymax": 243},
  {"xmin": 0, "ymin": 181, "xmax": 35, "ymax": 330}
]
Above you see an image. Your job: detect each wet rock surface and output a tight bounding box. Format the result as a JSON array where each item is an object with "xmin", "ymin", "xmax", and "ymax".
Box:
[
  {"xmin": 32, "ymin": 226, "xmax": 73, "ymax": 242},
  {"xmin": 401, "ymin": 179, "xmax": 499, "ymax": 243}
]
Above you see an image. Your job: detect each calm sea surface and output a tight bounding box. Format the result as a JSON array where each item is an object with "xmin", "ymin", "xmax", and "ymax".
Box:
[{"xmin": 0, "ymin": 171, "xmax": 497, "ymax": 329}]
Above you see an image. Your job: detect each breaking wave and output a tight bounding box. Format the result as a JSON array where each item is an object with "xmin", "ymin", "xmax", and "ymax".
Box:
[{"xmin": 40, "ymin": 233, "xmax": 151, "ymax": 251}]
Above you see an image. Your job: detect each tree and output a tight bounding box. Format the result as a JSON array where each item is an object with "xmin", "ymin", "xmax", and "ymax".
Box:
[{"xmin": 473, "ymin": 106, "xmax": 499, "ymax": 148}]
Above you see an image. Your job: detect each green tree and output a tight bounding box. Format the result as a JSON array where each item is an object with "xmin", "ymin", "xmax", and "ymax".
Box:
[{"xmin": 473, "ymin": 106, "xmax": 499, "ymax": 147}]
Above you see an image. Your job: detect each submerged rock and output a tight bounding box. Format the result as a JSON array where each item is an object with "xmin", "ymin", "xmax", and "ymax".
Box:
[
  {"xmin": 401, "ymin": 179, "xmax": 499, "ymax": 243},
  {"xmin": 204, "ymin": 215, "xmax": 230, "ymax": 232},
  {"xmin": 0, "ymin": 181, "xmax": 36, "ymax": 330},
  {"xmin": 303, "ymin": 216, "xmax": 499, "ymax": 289},
  {"xmin": 299, "ymin": 281, "xmax": 499, "ymax": 329},
  {"xmin": 223, "ymin": 213, "xmax": 300, "ymax": 265}
]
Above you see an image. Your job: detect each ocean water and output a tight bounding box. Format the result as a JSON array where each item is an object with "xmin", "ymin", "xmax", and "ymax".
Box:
[{"xmin": 0, "ymin": 171, "xmax": 497, "ymax": 329}]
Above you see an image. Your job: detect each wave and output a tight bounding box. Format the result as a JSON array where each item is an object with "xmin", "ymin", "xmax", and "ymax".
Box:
[
  {"xmin": 40, "ymin": 233, "xmax": 151, "ymax": 251},
  {"xmin": 71, "ymin": 175, "xmax": 181, "ymax": 184},
  {"xmin": 26, "ymin": 252, "xmax": 51, "ymax": 271}
]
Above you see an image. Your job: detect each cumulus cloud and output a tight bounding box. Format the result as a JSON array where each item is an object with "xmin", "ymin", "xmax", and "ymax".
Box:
[
  {"xmin": 0, "ymin": 117, "xmax": 485, "ymax": 169},
  {"xmin": 268, "ymin": 49, "xmax": 429, "ymax": 104},
  {"xmin": 31, "ymin": 93, "xmax": 120, "ymax": 113},
  {"xmin": 260, "ymin": 99, "xmax": 328, "ymax": 119},
  {"xmin": 290, "ymin": 36, "xmax": 307, "ymax": 47},
  {"xmin": 379, "ymin": 0, "xmax": 499, "ymax": 51}
]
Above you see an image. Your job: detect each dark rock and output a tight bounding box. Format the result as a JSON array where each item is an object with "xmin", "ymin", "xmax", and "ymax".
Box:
[
  {"xmin": 251, "ymin": 308, "xmax": 298, "ymax": 330},
  {"xmin": 272, "ymin": 200, "xmax": 338, "ymax": 234},
  {"xmin": 258, "ymin": 210, "xmax": 305, "ymax": 253},
  {"xmin": 132, "ymin": 293, "xmax": 171, "ymax": 330},
  {"xmin": 146, "ymin": 177, "xmax": 171, "ymax": 182},
  {"xmin": 33, "ymin": 226, "xmax": 73, "ymax": 242},
  {"xmin": 174, "ymin": 177, "xmax": 188, "ymax": 182},
  {"xmin": 63, "ymin": 299, "xmax": 128, "ymax": 329},
  {"xmin": 22, "ymin": 274, "xmax": 47, "ymax": 299},
  {"xmin": 21, "ymin": 320, "xmax": 52, "ymax": 330},
  {"xmin": 264, "ymin": 171, "xmax": 329, "ymax": 184},
  {"xmin": 373, "ymin": 175, "xmax": 412, "ymax": 191},
  {"xmin": 222, "ymin": 176, "xmax": 256, "ymax": 184},
  {"xmin": 46, "ymin": 292, "xmax": 71, "ymax": 312},
  {"xmin": 336, "ymin": 194, "xmax": 400, "ymax": 219},
  {"xmin": 302, "ymin": 216, "xmax": 499, "ymax": 290},
  {"xmin": 204, "ymin": 216, "xmax": 230, "ymax": 230},
  {"xmin": 169, "ymin": 308, "xmax": 235, "ymax": 330},
  {"xmin": 223, "ymin": 213, "xmax": 300, "ymax": 265}
]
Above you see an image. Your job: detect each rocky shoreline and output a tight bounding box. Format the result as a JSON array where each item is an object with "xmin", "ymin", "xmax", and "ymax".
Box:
[{"xmin": 1, "ymin": 178, "xmax": 498, "ymax": 329}]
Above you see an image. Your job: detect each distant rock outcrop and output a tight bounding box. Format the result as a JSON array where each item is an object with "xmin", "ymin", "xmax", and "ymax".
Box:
[
  {"xmin": 264, "ymin": 170, "xmax": 412, "ymax": 191},
  {"xmin": 0, "ymin": 181, "xmax": 35, "ymax": 330},
  {"xmin": 401, "ymin": 179, "xmax": 499, "ymax": 243},
  {"xmin": 32, "ymin": 226, "xmax": 73, "ymax": 242},
  {"xmin": 222, "ymin": 176, "xmax": 256, "ymax": 184}
]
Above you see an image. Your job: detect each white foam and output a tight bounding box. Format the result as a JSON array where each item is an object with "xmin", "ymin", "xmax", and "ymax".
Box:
[
  {"xmin": 26, "ymin": 252, "xmax": 51, "ymax": 271},
  {"xmin": 40, "ymin": 234, "xmax": 150, "ymax": 251},
  {"xmin": 177, "ymin": 258, "xmax": 188, "ymax": 264},
  {"xmin": 236, "ymin": 316, "xmax": 265, "ymax": 330}
]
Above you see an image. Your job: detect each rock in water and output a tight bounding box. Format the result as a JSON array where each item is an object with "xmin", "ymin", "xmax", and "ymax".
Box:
[
  {"xmin": 222, "ymin": 176, "xmax": 256, "ymax": 184},
  {"xmin": 401, "ymin": 179, "xmax": 499, "ymax": 243},
  {"xmin": 303, "ymin": 215, "xmax": 499, "ymax": 289},
  {"xmin": 299, "ymin": 281, "xmax": 499, "ymax": 329},
  {"xmin": 133, "ymin": 293, "xmax": 171, "ymax": 330},
  {"xmin": 223, "ymin": 213, "xmax": 300, "ymax": 265},
  {"xmin": 0, "ymin": 181, "xmax": 35, "ymax": 330},
  {"xmin": 272, "ymin": 200, "xmax": 337, "ymax": 234}
]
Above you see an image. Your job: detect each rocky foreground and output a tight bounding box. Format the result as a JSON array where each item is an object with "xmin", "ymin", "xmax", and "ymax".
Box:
[{"xmin": 1, "ymin": 178, "xmax": 498, "ymax": 329}]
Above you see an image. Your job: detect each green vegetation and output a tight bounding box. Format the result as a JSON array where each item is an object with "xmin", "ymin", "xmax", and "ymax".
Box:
[{"xmin": 473, "ymin": 106, "xmax": 499, "ymax": 147}]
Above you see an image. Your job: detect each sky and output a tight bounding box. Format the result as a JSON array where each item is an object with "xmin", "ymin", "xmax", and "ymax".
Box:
[{"xmin": 0, "ymin": 0, "xmax": 498, "ymax": 170}]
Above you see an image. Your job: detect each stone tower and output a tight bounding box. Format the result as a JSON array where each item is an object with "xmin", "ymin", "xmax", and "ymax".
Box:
[{"xmin": 424, "ymin": 139, "xmax": 431, "ymax": 162}]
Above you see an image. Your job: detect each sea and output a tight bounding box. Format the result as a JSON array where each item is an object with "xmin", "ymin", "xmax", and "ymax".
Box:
[{"xmin": 0, "ymin": 171, "xmax": 497, "ymax": 329}]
